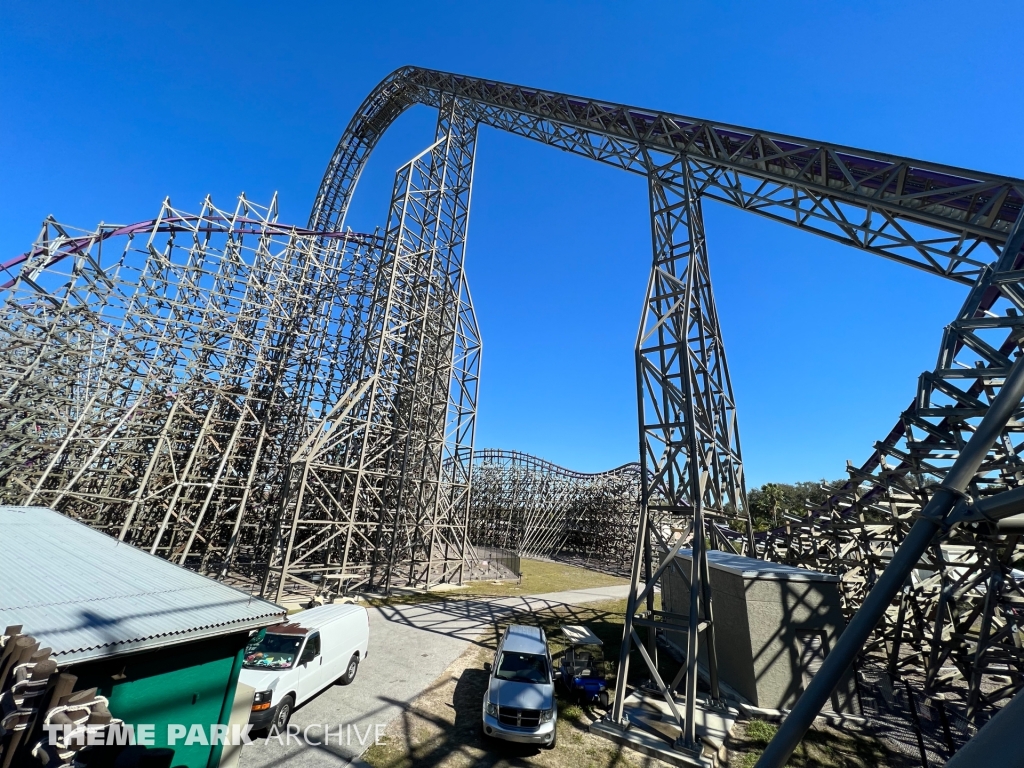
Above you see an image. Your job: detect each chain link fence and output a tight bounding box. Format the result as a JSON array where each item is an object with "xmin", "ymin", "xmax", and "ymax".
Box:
[
  {"xmin": 465, "ymin": 544, "xmax": 521, "ymax": 581},
  {"xmin": 856, "ymin": 661, "xmax": 987, "ymax": 767}
]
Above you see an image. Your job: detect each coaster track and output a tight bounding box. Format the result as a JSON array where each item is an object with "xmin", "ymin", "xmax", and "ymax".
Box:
[
  {"xmin": 466, "ymin": 449, "xmax": 641, "ymax": 571},
  {"xmin": 310, "ymin": 67, "xmax": 1024, "ymax": 742},
  {"xmin": 3, "ymin": 67, "xmax": 1024, "ymax": 757}
]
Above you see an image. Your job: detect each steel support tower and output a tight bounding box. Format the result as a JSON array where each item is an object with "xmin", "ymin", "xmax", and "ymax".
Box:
[
  {"xmin": 307, "ymin": 66, "xmax": 1024, "ymax": 752},
  {"xmin": 5, "ymin": 66, "xmax": 1024, "ymax": 761},
  {"xmin": 264, "ymin": 95, "xmax": 481, "ymax": 598}
]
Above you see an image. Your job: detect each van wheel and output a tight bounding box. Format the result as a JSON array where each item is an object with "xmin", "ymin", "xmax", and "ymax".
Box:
[
  {"xmin": 273, "ymin": 695, "xmax": 294, "ymax": 732},
  {"xmin": 340, "ymin": 653, "xmax": 359, "ymax": 685}
]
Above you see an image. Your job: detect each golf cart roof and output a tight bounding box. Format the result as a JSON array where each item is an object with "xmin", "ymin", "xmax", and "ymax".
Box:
[{"xmin": 561, "ymin": 625, "xmax": 603, "ymax": 646}]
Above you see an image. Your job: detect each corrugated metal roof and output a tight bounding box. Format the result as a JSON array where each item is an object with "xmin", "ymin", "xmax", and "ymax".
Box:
[{"xmin": 0, "ymin": 506, "xmax": 286, "ymax": 664}]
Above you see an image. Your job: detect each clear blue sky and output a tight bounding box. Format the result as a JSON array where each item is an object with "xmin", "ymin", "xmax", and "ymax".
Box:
[{"xmin": 2, "ymin": 1, "xmax": 1021, "ymax": 487}]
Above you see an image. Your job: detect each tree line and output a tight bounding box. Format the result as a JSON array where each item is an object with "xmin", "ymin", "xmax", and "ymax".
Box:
[{"xmin": 746, "ymin": 478, "xmax": 846, "ymax": 532}]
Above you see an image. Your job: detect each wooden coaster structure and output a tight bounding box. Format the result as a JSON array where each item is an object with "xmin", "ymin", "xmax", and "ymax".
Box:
[
  {"xmin": 0, "ymin": 626, "xmax": 121, "ymax": 768},
  {"xmin": 0, "ymin": 189, "xmax": 480, "ymax": 598},
  {"xmin": 4, "ymin": 64, "xmax": 1024, "ymax": 761},
  {"xmin": 466, "ymin": 449, "xmax": 641, "ymax": 571}
]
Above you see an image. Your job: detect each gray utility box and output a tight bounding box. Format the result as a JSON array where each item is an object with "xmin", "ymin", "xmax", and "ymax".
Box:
[{"xmin": 662, "ymin": 549, "xmax": 857, "ymax": 713}]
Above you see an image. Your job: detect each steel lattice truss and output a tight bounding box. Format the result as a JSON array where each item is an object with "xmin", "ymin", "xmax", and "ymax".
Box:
[
  {"xmin": 466, "ymin": 449, "xmax": 641, "ymax": 571},
  {"xmin": 312, "ymin": 68, "xmax": 1022, "ymax": 286},
  {"xmin": 265, "ymin": 97, "xmax": 481, "ymax": 598},
  {"xmin": 309, "ymin": 66, "xmax": 1024, "ymax": 742},
  {"xmin": 5, "ymin": 64, "xmax": 1024, "ymax": 750}
]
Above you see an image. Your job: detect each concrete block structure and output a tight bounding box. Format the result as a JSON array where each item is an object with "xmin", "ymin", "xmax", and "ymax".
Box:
[{"xmin": 662, "ymin": 550, "xmax": 857, "ymax": 713}]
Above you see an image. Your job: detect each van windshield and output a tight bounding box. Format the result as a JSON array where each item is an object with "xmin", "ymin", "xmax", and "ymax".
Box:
[
  {"xmin": 243, "ymin": 633, "xmax": 304, "ymax": 670},
  {"xmin": 495, "ymin": 651, "xmax": 549, "ymax": 684}
]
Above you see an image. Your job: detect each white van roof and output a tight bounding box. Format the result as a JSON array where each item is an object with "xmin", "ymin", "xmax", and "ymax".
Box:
[{"xmin": 288, "ymin": 602, "xmax": 364, "ymax": 631}]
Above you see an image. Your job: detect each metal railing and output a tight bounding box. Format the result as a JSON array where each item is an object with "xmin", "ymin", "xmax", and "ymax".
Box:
[{"xmin": 468, "ymin": 544, "xmax": 521, "ymax": 580}]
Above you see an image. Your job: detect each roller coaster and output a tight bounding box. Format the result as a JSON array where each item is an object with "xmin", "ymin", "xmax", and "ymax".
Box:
[
  {"xmin": 3, "ymin": 66, "xmax": 1024, "ymax": 764},
  {"xmin": 467, "ymin": 449, "xmax": 640, "ymax": 569}
]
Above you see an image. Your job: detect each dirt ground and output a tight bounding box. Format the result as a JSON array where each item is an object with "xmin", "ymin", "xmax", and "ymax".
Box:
[
  {"xmin": 361, "ymin": 563, "xmax": 908, "ymax": 768},
  {"xmin": 361, "ymin": 641, "xmax": 671, "ymax": 768},
  {"xmin": 361, "ymin": 596, "xmax": 673, "ymax": 767},
  {"xmin": 363, "ymin": 645, "xmax": 911, "ymax": 768}
]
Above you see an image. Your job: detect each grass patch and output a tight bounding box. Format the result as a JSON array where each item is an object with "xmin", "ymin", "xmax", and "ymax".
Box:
[
  {"xmin": 559, "ymin": 703, "xmax": 585, "ymax": 721},
  {"xmin": 744, "ymin": 719, "xmax": 777, "ymax": 744},
  {"xmin": 456, "ymin": 558, "xmax": 628, "ymax": 597},
  {"xmin": 358, "ymin": 558, "xmax": 628, "ymax": 606},
  {"xmin": 725, "ymin": 718, "xmax": 913, "ymax": 768}
]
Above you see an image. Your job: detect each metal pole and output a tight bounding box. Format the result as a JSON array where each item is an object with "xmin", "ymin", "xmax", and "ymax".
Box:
[
  {"xmin": 756, "ymin": 352, "xmax": 1024, "ymax": 768},
  {"xmin": 683, "ymin": 510, "xmax": 704, "ymax": 747}
]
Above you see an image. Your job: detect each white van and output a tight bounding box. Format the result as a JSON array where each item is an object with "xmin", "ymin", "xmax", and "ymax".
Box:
[{"xmin": 239, "ymin": 603, "xmax": 370, "ymax": 731}]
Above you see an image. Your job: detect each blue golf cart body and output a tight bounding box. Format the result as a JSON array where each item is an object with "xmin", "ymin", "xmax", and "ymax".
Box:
[{"xmin": 557, "ymin": 625, "xmax": 610, "ymax": 707}]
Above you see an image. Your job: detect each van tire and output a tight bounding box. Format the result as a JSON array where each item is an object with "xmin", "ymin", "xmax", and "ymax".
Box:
[
  {"xmin": 340, "ymin": 653, "xmax": 359, "ymax": 685},
  {"xmin": 273, "ymin": 695, "xmax": 294, "ymax": 732}
]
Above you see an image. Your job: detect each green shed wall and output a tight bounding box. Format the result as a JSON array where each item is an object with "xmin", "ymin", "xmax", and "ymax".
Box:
[{"xmin": 70, "ymin": 631, "xmax": 249, "ymax": 768}]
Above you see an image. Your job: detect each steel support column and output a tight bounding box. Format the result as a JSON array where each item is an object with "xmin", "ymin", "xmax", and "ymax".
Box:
[{"xmin": 611, "ymin": 153, "xmax": 753, "ymax": 750}]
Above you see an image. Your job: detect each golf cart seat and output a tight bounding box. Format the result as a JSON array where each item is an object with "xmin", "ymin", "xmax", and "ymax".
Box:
[{"xmin": 565, "ymin": 650, "xmax": 593, "ymax": 676}]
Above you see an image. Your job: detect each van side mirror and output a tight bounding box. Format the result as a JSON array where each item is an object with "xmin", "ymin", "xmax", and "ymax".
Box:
[{"xmin": 483, "ymin": 662, "xmax": 491, "ymax": 673}]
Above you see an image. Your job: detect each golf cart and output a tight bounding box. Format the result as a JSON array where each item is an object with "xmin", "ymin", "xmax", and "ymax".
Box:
[{"xmin": 557, "ymin": 625, "xmax": 610, "ymax": 708}]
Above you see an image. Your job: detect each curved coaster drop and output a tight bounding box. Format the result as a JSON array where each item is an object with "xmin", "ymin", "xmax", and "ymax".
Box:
[
  {"xmin": 310, "ymin": 67, "xmax": 1024, "ymax": 757},
  {"xmin": 3, "ymin": 66, "xmax": 1024, "ymax": 763}
]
